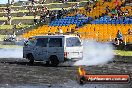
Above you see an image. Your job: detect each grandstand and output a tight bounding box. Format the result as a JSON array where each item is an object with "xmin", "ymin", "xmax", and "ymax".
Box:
[
  {"xmin": 0, "ymin": 0, "xmax": 132, "ymax": 44},
  {"xmin": 0, "ymin": 0, "xmax": 86, "ymax": 34}
]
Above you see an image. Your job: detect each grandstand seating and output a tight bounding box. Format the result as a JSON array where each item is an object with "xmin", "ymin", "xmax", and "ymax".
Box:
[
  {"xmin": 49, "ymin": 14, "xmax": 92, "ymax": 27},
  {"xmin": 22, "ymin": 0, "xmax": 132, "ymax": 43},
  {"xmin": 121, "ymin": 6, "xmax": 132, "ymax": 16},
  {"xmin": 75, "ymin": 24, "xmax": 132, "ymax": 42},
  {"xmin": 23, "ymin": 24, "xmax": 76, "ymax": 38},
  {"xmin": 91, "ymin": 16, "xmax": 132, "ymax": 24},
  {"xmin": 67, "ymin": 0, "xmax": 123, "ymax": 18}
]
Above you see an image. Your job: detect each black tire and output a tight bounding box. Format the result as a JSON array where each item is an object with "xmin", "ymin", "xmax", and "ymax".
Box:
[
  {"xmin": 27, "ymin": 54, "xmax": 34, "ymax": 65},
  {"xmin": 50, "ymin": 56, "xmax": 59, "ymax": 66},
  {"xmin": 45, "ymin": 61, "xmax": 50, "ymax": 66}
]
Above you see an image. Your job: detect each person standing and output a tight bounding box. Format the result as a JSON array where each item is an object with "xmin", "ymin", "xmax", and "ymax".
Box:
[{"xmin": 116, "ymin": 30, "xmax": 123, "ymax": 43}]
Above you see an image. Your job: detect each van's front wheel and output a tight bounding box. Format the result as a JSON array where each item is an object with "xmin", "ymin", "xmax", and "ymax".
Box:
[
  {"xmin": 50, "ymin": 56, "xmax": 59, "ymax": 66},
  {"xmin": 27, "ymin": 54, "xmax": 34, "ymax": 65}
]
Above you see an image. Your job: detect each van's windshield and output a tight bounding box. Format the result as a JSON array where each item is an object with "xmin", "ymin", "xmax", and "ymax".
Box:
[{"xmin": 66, "ymin": 37, "xmax": 81, "ymax": 47}]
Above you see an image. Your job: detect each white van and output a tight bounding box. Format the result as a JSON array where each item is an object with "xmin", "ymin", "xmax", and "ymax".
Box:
[{"xmin": 23, "ymin": 35, "xmax": 83, "ymax": 66}]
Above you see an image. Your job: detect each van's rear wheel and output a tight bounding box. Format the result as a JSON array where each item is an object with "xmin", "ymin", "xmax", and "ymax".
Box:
[
  {"xmin": 50, "ymin": 56, "xmax": 59, "ymax": 66},
  {"xmin": 45, "ymin": 61, "xmax": 50, "ymax": 65},
  {"xmin": 27, "ymin": 54, "xmax": 34, "ymax": 64}
]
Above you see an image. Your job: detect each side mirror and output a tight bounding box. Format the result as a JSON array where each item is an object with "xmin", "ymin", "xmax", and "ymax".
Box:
[{"xmin": 24, "ymin": 41, "xmax": 28, "ymax": 46}]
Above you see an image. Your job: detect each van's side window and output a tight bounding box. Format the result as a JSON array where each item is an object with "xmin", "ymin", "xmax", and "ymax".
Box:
[
  {"xmin": 66, "ymin": 37, "xmax": 81, "ymax": 47},
  {"xmin": 49, "ymin": 38, "xmax": 62, "ymax": 47},
  {"xmin": 36, "ymin": 38, "xmax": 48, "ymax": 47}
]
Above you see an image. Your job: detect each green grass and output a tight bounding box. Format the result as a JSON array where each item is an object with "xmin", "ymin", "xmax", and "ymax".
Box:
[
  {"xmin": 0, "ymin": 0, "xmax": 86, "ymax": 13},
  {"xmin": 0, "ymin": 44, "xmax": 23, "ymax": 48},
  {"xmin": 0, "ymin": 10, "xmax": 29, "ymax": 13},
  {"xmin": 49, "ymin": 7, "xmax": 72, "ymax": 10},
  {"xmin": 0, "ymin": 25, "xmax": 12, "ymax": 29},
  {"xmin": 0, "ymin": 35, "xmax": 7, "ymax": 41},
  {"xmin": 0, "ymin": 16, "xmax": 40, "ymax": 20},
  {"xmin": 114, "ymin": 50, "xmax": 132, "ymax": 56},
  {"xmin": 0, "ymin": 17, "xmax": 7, "ymax": 20},
  {"xmin": 0, "ymin": 7, "xmax": 6, "ymax": 8},
  {"xmin": 13, "ymin": 16, "xmax": 35, "ymax": 19},
  {"xmin": 0, "ymin": 25, "xmax": 32, "ymax": 29}
]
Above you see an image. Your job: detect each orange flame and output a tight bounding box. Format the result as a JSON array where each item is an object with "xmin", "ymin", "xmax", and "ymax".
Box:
[{"xmin": 78, "ymin": 67, "xmax": 86, "ymax": 76}]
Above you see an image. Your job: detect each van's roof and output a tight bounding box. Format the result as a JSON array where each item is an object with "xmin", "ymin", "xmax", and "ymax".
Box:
[{"xmin": 30, "ymin": 34, "xmax": 79, "ymax": 38}]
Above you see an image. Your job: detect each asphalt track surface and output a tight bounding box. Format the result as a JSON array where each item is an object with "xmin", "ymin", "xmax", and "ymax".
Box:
[{"xmin": 0, "ymin": 58, "xmax": 131, "ymax": 88}]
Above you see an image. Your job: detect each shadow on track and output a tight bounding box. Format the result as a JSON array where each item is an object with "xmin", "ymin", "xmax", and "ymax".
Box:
[{"xmin": 0, "ymin": 60, "xmax": 74, "ymax": 67}]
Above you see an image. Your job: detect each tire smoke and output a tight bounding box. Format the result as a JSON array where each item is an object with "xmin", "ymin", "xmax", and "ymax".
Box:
[
  {"xmin": 0, "ymin": 48, "xmax": 23, "ymax": 58},
  {"xmin": 74, "ymin": 40, "xmax": 114, "ymax": 66}
]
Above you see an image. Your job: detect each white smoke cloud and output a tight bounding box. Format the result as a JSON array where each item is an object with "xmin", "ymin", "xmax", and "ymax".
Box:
[
  {"xmin": 74, "ymin": 40, "xmax": 114, "ymax": 66},
  {"xmin": 0, "ymin": 48, "xmax": 23, "ymax": 58}
]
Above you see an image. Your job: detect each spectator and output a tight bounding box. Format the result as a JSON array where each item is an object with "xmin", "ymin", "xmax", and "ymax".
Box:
[
  {"xmin": 40, "ymin": 13, "xmax": 45, "ymax": 22},
  {"xmin": 115, "ymin": 5, "xmax": 121, "ymax": 11},
  {"xmin": 111, "ymin": 9, "xmax": 118, "ymax": 19},
  {"xmin": 5, "ymin": 7, "xmax": 11, "ymax": 13},
  {"xmin": 121, "ymin": 0, "xmax": 126, "ymax": 7},
  {"xmin": 102, "ymin": 0, "xmax": 106, "ymax": 5},
  {"xmin": 34, "ymin": 15, "xmax": 38, "ymax": 23},
  {"xmin": 105, "ymin": 6, "xmax": 110, "ymax": 13},
  {"xmin": 40, "ymin": 0, "xmax": 46, "ymax": 4},
  {"xmin": 76, "ymin": 32, "xmax": 81, "ymax": 37},
  {"xmin": 57, "ymin": 10, "xmax": 63, "ymax": 19},
  {"xmin": 71, "ymin": 29, "xmax": 75, "ymax": 33},
  {"xmin": 13, "ymin": 24, "xmax": 16, "ymax": 30},
  {"xmin": 57, "ymin": 28, "xmax": 63, "ymax": 34},
  {"xmin": 114, "ymin": 0, "xmax": 120, "ymax": 6},
  {"xmin": 116, "ymin": 30, "xmax": 123, "ymax": 44},
  {"xmin": 114, "ymin": 38, "xmax": 120, "ymax": 46},
  {"xmin": 85, "ymin": 2, "xmax": 91, "ymax": 13},
  {"xmin": 42, "ymin": 6, "xmax": 48, "ymax": 13},
  {"xmin": 75, "ymin": 3, "xmax": 80, "ymax": 12},
  {"xmin": 128, "ymin": 29, "xmax": 132, "ymax": 34},
  {"xmin": 50, "ymin": 11, "xmax": 55, "ymax": 22},
  {"xmin": 63, "ymin": 0, "xmax": 68, "ymax": 3},
  {"xmin": 45, "ymin": 11, "xmax": 50, "ymax": 23},
  {"xmin": 93, "ymin": 3, "xmax": 96, "ymax": 9},
  {"xmin": 125, "ymin": 9, "xmax": 129, "ymax": 15}
]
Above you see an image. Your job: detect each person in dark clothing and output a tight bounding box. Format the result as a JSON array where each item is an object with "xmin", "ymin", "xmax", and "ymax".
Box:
[
  {"xmin": 106, "ymin": 6, "xmax": 110, "ymax": 13},
  {"xmin": 114, "ymin": 38, "xmax": 120, "ymax": 46},
  {"xmin": 34, "ymin": 14, "xmax": 38, "ymax": 23},
  {"xmin": 115, "ymin": 30, "xmax": 123, "ymax": 45},
  {"xmin": 57, "ymin": 10, "xmax": 63, "ymax": 19},
  {"xmin": 50, "ymin": 12, "xmax": 55, "ymax": 22}
]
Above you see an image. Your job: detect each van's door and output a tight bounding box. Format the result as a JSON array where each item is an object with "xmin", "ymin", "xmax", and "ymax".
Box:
[
  {"xmin": 65, "ymin": 37, "xmax": 83, "ymax": 61},
  {"xmin": 23, "ymin": 38, "xmax": 36, "ymax": 58},
  {"xmin": 33, "ymin": 38, "xmax": 48, "ymax": 61},
  {"xmin": 48, "ymin": 38, "xmax": 64, "ymax": 62}
]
